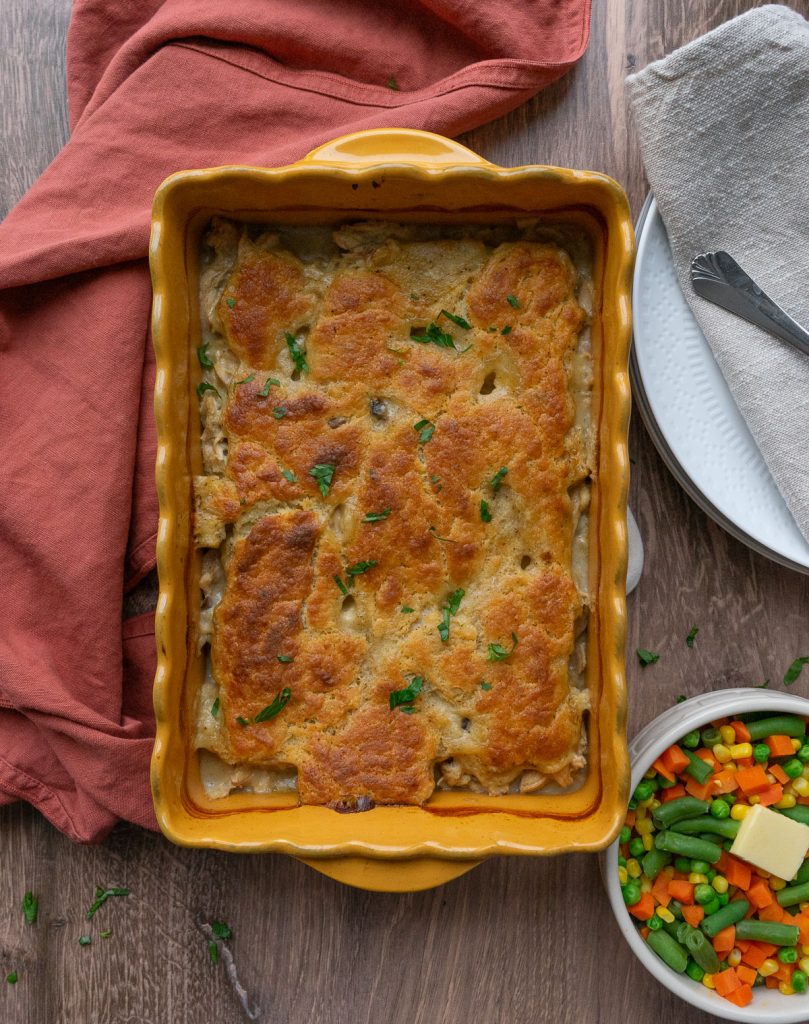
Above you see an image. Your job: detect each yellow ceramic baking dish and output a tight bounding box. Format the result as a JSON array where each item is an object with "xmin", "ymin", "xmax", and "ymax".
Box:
[{"xmin": 149, "ymin": 128, "xmax": 634, "ymax": 892}]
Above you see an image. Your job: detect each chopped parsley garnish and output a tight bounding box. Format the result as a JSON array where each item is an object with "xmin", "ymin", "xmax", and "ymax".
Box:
[
  {"xmin": 686, "ymin": 626, "xmax": 699, "ymax": 648},
  {"xmin": 439, "ymin": 309, "xmax": 471, "ymax": 330},
  {"xmin": 6, "ymin": 972, "xmax": 18, "ymax": 984},
  {"xmin": 480, "ymin": 681, "xmax": 492, "ymax": 691},
  {"xmin": 276, "ymin": 654, "xmax": 294, "ymax": 664},
  {"xmin": 389, "ymin": 675, "xmax": 424, "ymax": 711},
  {"xmin": 196, "ymin": 381, "xmax": 219, "ymax": 399},
  {"xmin": 387, "ymin": 76, "xmax": 399, "ymax": 90},
  {"xmin": 281, "ymin": 468, "xmax": 297, "ymax": 483},
  {"xmin": 309, "ymin": 462, "xmax": 335, "ymax": 496},
  {"xmin": 211, "ymin": 698, "xmax": 220, "ymax": 717},
  {"xmin": 272, "ymin": 406, "xmax": 287, "ymax": 420},
  {"xmin": 208, "ymin": 941, "xmax": 219, "ymax": 964},
  {"xmin": 428, "ymin": 526, "xmax": 456, "ymax": 544},
  {"xmin": 438, "ymin": 607, "xmax": 451, "ymax": 642},
  {"xmin": 414, "ymin": 419, "xmax": 435, "ymax": 444},
  {"xmin": 401, "ymin": 605, "xmax": 414, "ymax": 613},
  {"xmin": 446, "ymin": 588, "xmax": 464, "ymax": 615},
  {"xmin": 637, "ymin": 648, "xmax": 660, "ymax": 667},
  {"xmin": 487, "ymin": 633, "xmax": 518, "ymax": 661},
  {"xmin": 100, "ymin": 930, "xmax": 112, "ymax": 939},
  {"xmin": 410, "ymin": 322, "xmax": 456, "ymax": 349},
  {"xmin": 285, "ymin": 331, "xmax": 309, "ymax": 374},
  {"xmin": 197, "ymin": 344, "xmax": 214, "ymax": 368},
  {"xmin": 480, "ymin": 499, "xmax": 492, "ymax": 523},
  {"xmin": 78, "ymin": 936, "xmax": 92, "ymax": 947},
  {"xmin": 501, "ymin": 325, "xmax": 512, "ymax": 335},
  {"xmin": 363, "ymin": 509, "xmax": 391, "ymax": 522},
  {"xmin": 430, "ymin": 474, "xmax": 441, "ymax": 485},
  {"xmin": 459, "ymin": 344, "xmax": 473, "ymax": 354},
  {"xmin": 346, "ymin": 560, "xmax": 377, "ymax": 577},
  {"xmin": 785, "ymin": 657, "xmax": 809, "ymax": 686},
  {"xmin": 22, "ymin": 891, "xmax": 38, "ymax": 925},
  {"xmin": 225, "ymin": 297, "xmax": 236, "ymax": 308},
  {"xmin": 259, "ymin": 377, "xmax": 280, "ymax": 397},
  {"xmin": 487, "ymin": 326, "xmax": 498, "ymax": 332},
  {"xmin": 437, "ymin": 587, "xmax": 465, "ymax": 641},
  {"xmin": 254, "ymin": 687, "xmax": 291, "ymax": 722},
  {"xmin": 334, "ymin": 575, "xmax": 349, "ymax": 596},
  {"xmin": 236, "ymin": 716, "xmax": 249, "ymax": 727},
  {"xmin": 490, "ymin": 466, "xmax": 509, "ymax": 492},
  {"xmin": 86, "ymin": 886, "xmax": 129, "ymax": 920},
  {"xmin": 235, "ymin": 373, "xmax": 255, "ymax": 386},
  {"xmin": 506, "ymin": 294, "xmax": 520, "ymax": 309}
]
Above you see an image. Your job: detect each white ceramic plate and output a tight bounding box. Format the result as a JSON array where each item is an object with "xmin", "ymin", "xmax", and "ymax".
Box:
[{"xmin": 631, "ymin": 197, "xmax": 809, "ymax": 574}]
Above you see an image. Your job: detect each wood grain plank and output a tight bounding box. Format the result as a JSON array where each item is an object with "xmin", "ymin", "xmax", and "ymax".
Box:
[{"xmin": 2, "ymin": 1, "xmax": 809, "ymax": 1023}]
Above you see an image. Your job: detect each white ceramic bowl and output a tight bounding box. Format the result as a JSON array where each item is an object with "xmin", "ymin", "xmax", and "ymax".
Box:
[{"xmin": 602, "ymin": 689, "xmax": 809, "ymax": 1023}]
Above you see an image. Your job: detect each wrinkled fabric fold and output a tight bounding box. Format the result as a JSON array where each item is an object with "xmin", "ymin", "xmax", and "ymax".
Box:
[{"xmin": 0, "ymin": 0, "xmax": 591, "ymax": 842}]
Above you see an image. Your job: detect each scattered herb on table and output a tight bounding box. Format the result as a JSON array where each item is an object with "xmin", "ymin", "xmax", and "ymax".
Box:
[
  {"xmin": 488, "ymin": 633, "xmax": 518, "ymax": 662},
  {"xmin": 6, "ymin": 972, "xmax": 17, "ymax": 984},
  {"xmin": 254, "ymin": 688, "xmax": 291, "ymax": 723},
  {"xmin": 675, "ymin": 695, "xmax": 687, "ymax": 704},
  {"xmin": 755, "ymin": 679, "xmax": 770, "ymax": 688},
  {"xmin": 414, "ymin": 419, "xmax": 435, "ymax": 444},
  {"xmin": 208, "ymin": 941, "xmax": 218, "ymax": 964},
  {"xmin": 389, "ymin": 675, "xmax": 424, "ymax": 711},
  {"xmin": 686, "ymin": 627, "xmax": 699, "ymax": 648},
  {"xmin": 21, "ymin": 891, "xmax": 38, "ymax": 925},
  {"xmin": 86, "ymin": 886, "xmax": 129, "ymax": 920},
  {"xmin": 785, "ymin": 657, "xmax": 809, "ymax": 686},
  {"xmin": 284, "ymin": 331, "xmax": 309, "ymax": 374},
  {"xmin": 100, "ymin": 930, "xmax": 112, "ymax": 939},
  {"xmin": 309, "ymin": 462, "xmax": 335, "ymax": 496},
  {"xmin": 637, "ymin": 648, "xmax": 660, "ymax": 667},
  {"xmin": 78, "ymin": 936, "xmax": 92, "ymax": 947},
  {"xmin": 387, "ymin": 76, "xmax": 399, "ymax": 90}
]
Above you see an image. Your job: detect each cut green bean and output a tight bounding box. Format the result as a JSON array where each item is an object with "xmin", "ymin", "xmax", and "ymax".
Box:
[
  {"xmin": 683, "ymin": 749, "xmax": 713, "ymax": 784},
  {"xmin": 735, "ymin": 919, "xmax": 800, "ymax": 945},
  {"xmin": 661, "ymin": 918, "xmax": 681, "ymax": 939},
  {"xmin": 646, "ymin": 929, "xmax": 688, "ymax": 973},
  {"xmin": 675, "ymin": 922, "xmax": 696, "ymax": 945},
  {"xmin": 641, "ymin": 849, "xmax": 672, "ymax": 882},
  {"xmin": 746, "ymin": 715, "xmax": 807, "ymax": 741},
  {"xmin": 654, "ymin": 831, "xmax": 722, "ymax": 864},
  {"xmin": 700, "ymin": 898, "xmax": 750, "ymax": 937},
  {"xmin": 796, "ymin": 859, "xmax": 809, "ymax": 885},
  {"xmin": 685, "ymin": 929, "xmax": 721, "ymax": 974},
  {"xmin": 777, "ymin": 880, "xmax": 809, "ymax": 907},
  {"xmin": 669, "ymin": 816, "xmax": 740, "ymax": 840},
  {"xmin": 652, "ymin": 797, "xmax": 710, "ymax": 829},
  {"xmin": 779, "ymin": 805, "xmax": 809, "ymax": 827}
]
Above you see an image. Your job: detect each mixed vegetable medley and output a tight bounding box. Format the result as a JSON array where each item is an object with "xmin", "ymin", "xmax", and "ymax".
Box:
[{"xmin": 619, "ymin": 713, "xmax": 809, "ymax": 1009}]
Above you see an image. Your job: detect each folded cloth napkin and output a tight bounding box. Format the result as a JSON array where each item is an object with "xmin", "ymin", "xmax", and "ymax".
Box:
[
  {"xmin": 627, "ymin": 4, "xmax": 809, "ymax": 542},
  {"xmin": 0, "ymin": 0, "xmax": 592, "ymax": 842}
]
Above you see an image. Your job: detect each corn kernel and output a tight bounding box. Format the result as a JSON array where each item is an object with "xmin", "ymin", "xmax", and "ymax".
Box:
[
  {"xmin": 713, "ymin": 743, "xmax": 732, "ymax": 764},
  {"xmin": 712, "ymin": 875, "xmax": 729, "ymax": 894},
  {"xmin": 644, "ymin": 767, "xmax": 657, "ymax": 779},
  {"xmin": 702, "ymin": 974, "xmax": 716, "ymax": 990},
  {"xmin": 636, "ymin": 818, "xmax": 653, "ymax": 836},
  {"xmin": 793, "ymin": 777, "xmax": 809, "ymax": 797},
  {"xmin": 779, "ymin": 982, "xmax": 795, "ymax": 996},
  {"xmin": 720, "ymin": 725, "xmax": 736, "ymax": 745},
  {"xmin": 801, "ymin": 902, "xmax": 809, "ymax": 912},
  {"xmin": 802, "ymin": 944, "xmax": 809, "ymax": 957},
  {"xmin": 776, "ymin": 794, "xmax": 797, "ymax": 810},
  {"xmin": 657, "ymin": 907, "xmax": 675, "ymax": 923},
  {"xmin": 731, "ymin": 804, "xmax": 749, "ymax": 820},
  {"xmin": 800, "ymin": 957, "xmax": 809, "ymax": 974},
  {"xmin": 649, "ymin": 799, "xmax": 662, "ymax": 811},
  {"xmin": 639, "ymin": 797, "xmax": 655, "ymax": 810},
  {"xmin": 729, "ymin": 742, "xmax": 752, "ymax": 759},
  {"xmin": 635, "ymin": 804, "xmax": 647, "ymax": 820},
  {"xmin": 771, "ymin": 877, "xmax": 787, "ymax": 891},
  {"xmin": 767, "ymin": 773, "xmax": 777, "ymax": 784},
  {"xmin": 749, "ymin": 794, "xmax": 761, "ymax": 805},
  {"xmin": 760, "ymin": 959, "xmax": 779, "ymax": 978},
  {"xmin": 802, "ymin": 765, "xmax": 809, "ymax": 780},
  {"xmin": 627, "ymin": 859, "xmax": 641, "ymax": 878},
  {"xmin": 642, "ymin": 834, "xmax": 654, "ymax": 852},
  {"xmin": 640, "ymin": 877, "xmax": 652, "ymax": 893},
  {"xmin": 727, "ymin": 948, "xmax": 742, "ymax": 967},
  {"xmin": 689, "ymin": 873, "xmax": 708, "ymax": 885},
  {"xmin": 793, "ymin": 738, "xmax": 802, "ymax": 751},
  {"xmin": 618, "ymin": 866, "xmax": 628, "ymax": 885}
]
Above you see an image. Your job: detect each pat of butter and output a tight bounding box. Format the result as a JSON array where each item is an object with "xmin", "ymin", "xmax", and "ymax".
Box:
[{"xmin": 730, "ymin": 805, "xmax": 809, "ymax": 881}]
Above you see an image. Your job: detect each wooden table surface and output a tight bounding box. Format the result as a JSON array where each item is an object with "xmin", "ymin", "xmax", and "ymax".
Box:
[{"xmin": 3, "ymin": 2, "xmax": 809, "ymax": 1022}]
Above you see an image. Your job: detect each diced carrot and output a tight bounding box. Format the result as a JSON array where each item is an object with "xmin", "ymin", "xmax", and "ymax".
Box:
[
  {"xmin": 735, "ymin": 964, "xmax": 757, "ymax": 987},
  {"xmin": 797, "ymin": 917, "xmax": 809, "ymax": 945},
  {"xmin": 734, "ymin": 939, "xmax": 751, "ymax": 953},
  {"xmin": 652, "ymin": 758, "xmax": 676, "ymax": 784},
  {"xmin": 629, "ymin": 892, "xmax": 655, "ymax": 921},
  {"xmin": 736, "ymin": 756, "xmax": 754, "ymax": 768},
  {"xmin": 685, "ymin": 777, "xmax": 713, "ymax": 801},
  {"xmin": 695, "ymin": 748, "xmax": 719, "ymax": 770},
  {"xmin": 661, "ymin": 784, "xmax": 686, "ymax": 803},
  {"xmin": 640, "ymin": 926, "xmax": 650, "ymax": 940},
  {"xmin": 661, "ymin": 744, "xmax": 690, "ymax": 775},
  {"xmin": 730, "ymin": 720, "xmax": 751, "ymax": 743},
  {"xmin": 724, "ymin": 858, "xmax": 752, "ymax": 891},
  {"xmin": 625, "ymin": 810, "xmax": 636, "ymax": 828},
  {"xmin": 770, "ymin": 763, "xmax": 789, "ymax": 785},
  {"xmin": 741, "ymin": 944, "xmax": 769, "ymax": 969},
  {"xmin": 747, "ymin": 877, "xmax": 774, "ymax": 909},
  {"xmin": 798, "ymin": 795, "xmax": 809, "ymax": 806},
  {"xmin": 767, "ymin": 734, "xmax": 797, "ymax": 758},
  {"xmin": 652, "ymin": 870, "xmax": 673, "ymax": 908},
  {"xmin": 724, "ymin": 984, "xmax": 753, "ymax": 1008},
  {"xmin": 711, "ymin": 769, "xmax": 739, "ymax": 794},
  {"xmin": 735, "ymin": 765, "xmax": 771, "ymax": 795},
  {"xmin": 758, "ymin": 783, "xmax": 784, "ymax": 807},
  {"xmin": 682, "ymin": 905, "xmax": 705, "ymax": 927},
  {"xmin": 759, "ymin": 902, "xmax": 785, "ymax": 923},
  {"xmin": 775, "ymin": 962, "xmax": 794, "ymax": 984},
  {"xmin": 717, "ymin": 850, "xmax": 731, "ymax": 873},
  {"xmin": 714, "ymin": 967, "xmax": 741, "ymax": 996},
  {"xmin": 713, "ymin": 926, "xmax": 737, "ymax": 954},
  {"xmin": 667, "ymin": 880, "xmax": 694, "ymax": 904},
  {"xmin": 765, "ymin": 976, "xmax": 780, "ymax": 988}
]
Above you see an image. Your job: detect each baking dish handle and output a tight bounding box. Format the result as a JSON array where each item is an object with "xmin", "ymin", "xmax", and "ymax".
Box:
[{"xmin": 300, "ymin": 128, "xmax": 492, "ymax": 168}]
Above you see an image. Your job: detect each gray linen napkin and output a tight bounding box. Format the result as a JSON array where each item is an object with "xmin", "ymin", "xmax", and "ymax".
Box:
[{"xmin": 627, "ymin": 5, "xmax": 809, "ymax": 542}]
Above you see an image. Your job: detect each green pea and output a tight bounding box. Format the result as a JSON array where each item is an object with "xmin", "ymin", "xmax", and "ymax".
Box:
[
  {"xmin": 694, "ymin": 884, "xmax": 716, "ymax": 905},
  {"xmin": 685, "ymin": 959, "xmax": 704, "ymax": 982},
  {"xmin": 706, "ymin": 869, "xmax": 717, "ymax": 882},
  {"xmin": 784, "ymin": 759, "xmax": 803, "ymax": 779},
  {"xmin": 629, "ymin": 837, "xmax": 645, "ymax": 857},
  {"xmin": 709, "ymin": 799, "xmax": 730, "ymax": 820},
  {"xmin": 717, "ymin": 892, "xmax": 729, "ymax": 907},
  {"xmin": 648, "ymin": 915, "xmax": 663, "ymax": 931},
  {"xmin": 618, "ymin": 855, "xmax": 627, "ymax": 868},
  {"xmin": 753, "ymin": 743, "xmax": 770, "ymax": 763},
  {"xmin": 620, "ymin": 825, "xmax": 632, "ymax": 844},
  {"xmin": 657, "ymin": 776, "xmax": 676, "ymax": 789},
  {"xmin": 674, "ymin": 857, "xmax": 692, "ymax": 873},
  {"xmin": 634, "ymin": 780, "xmax": 655, "ymax": 802},
  {"xmin": 779, "ymin": 946, "xmax": 798, "ymax": 963},
  {"xmin": 682, "ymin": 730, "xmax": 701, "ymax": 750},
  {"xmin": 798, "ymin": 744, "xmax": 809, "ymax": 764},
  {"xmin": 628, "ymin": 798, "xmax": 638, "ymax": 810},
  {"xmin": 702, "ymin": 727, "xmax": 722, "ymax": 747},
  {"xmin": 622, "ymin": 882, "xmax": 641, "ymax": 906},
  {"xmin": 719, "ymin": 960, "xmax": 728, "ymax": 971},
  {"xmin": 724, "ymin": 794, "xmax": 737, "ymax": 806},
  {"xmin": 701, "ymin": 897, "xmax": 721, "ymax": 916},
  {"xmin": 690, "ymin": 860, "xmax": 710, "ymax": 875},
  {"xmin": 792, "ymin": 969, "xmax": 808, "ymax": 993}
]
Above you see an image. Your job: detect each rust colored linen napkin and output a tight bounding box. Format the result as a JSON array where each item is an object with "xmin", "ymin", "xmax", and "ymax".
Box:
[{"xmin": 0, "ymin": 0, "xmax": 592, "ymax": 842}]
